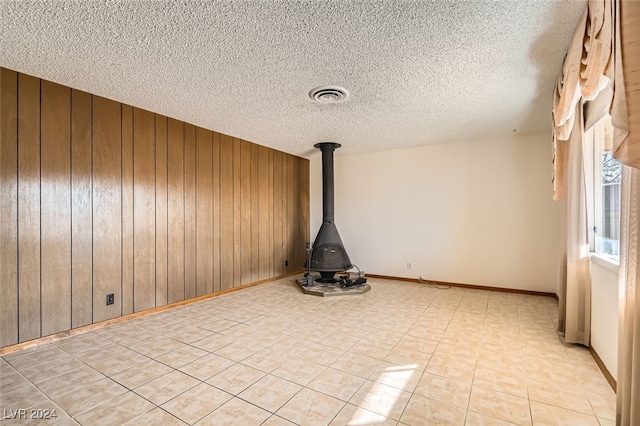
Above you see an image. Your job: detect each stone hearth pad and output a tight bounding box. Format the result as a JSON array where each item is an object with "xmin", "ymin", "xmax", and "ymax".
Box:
[{"xmin": 295, "ymin": 277, "xmax": 371, "ymax": 297}]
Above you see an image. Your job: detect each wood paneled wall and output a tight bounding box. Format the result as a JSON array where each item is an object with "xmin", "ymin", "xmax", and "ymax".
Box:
[{"xmin": 0, "ymin": 68, "xmax": 309, "ymax": 347}]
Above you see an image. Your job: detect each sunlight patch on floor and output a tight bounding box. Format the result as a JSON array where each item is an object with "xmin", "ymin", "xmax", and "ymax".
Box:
[{"xmin": 348, "ymin": 364, "xmax": 417, "ymax": 424}]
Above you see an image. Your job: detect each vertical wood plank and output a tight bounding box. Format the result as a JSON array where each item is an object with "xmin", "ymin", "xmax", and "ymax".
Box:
[
  {"xmin": 70, "ymin": 89, "xmax": 93, "ymax": 328},
  {"xmin": 196, "ymin": 127, "xmax": 213, "ymax": 296},
  {"xmin": 232, "ymin": 138, "xmax": 242, "ymax": 287},
  {"xmin": 293, "ymin": 156, "xmax": 301, "ymax": 270},
  {"xmin": 258, "ymin": 146, "xmax": 270, "ymax": 280},
  {"xmin": 219, "ymin": 134, "xmax": 233, "ymax": 290},
  {"xmin": 121, "ymin": 105, "xmax": 134, "ymax": 315},
  {"xmin": 250, "ymin": 143, "xmax": 259, "ymax": 281},
  {"xmin": 212, "ymin": 132, "xmax": 221, "ymax": 293},
  {"xmin": 17, "ymin": 73, "xmax": 41, "ymax": 342},
  {"xmin": 40, "ymin": 81, "xmax": 71, "ymax": 336},
  {"xmin": 299, "ymin": 158, "xmax": 310, "ymax": 269},
  {"xmin": 272, "ymin": 151, "xmax": 283, "ymax": 277},
  {"xmin": 167, "ymin": 118, "xmax": 185, "ymax": 303},
  {"xmin": 132, "ymin": 107, "xmax": 155, "ymax": 312},
  {"xmin": 92, "ymin": 96, "xmax": 122, "ymax": 322},
  {"xmin": 155, "ymin": 115, "xmax": 168, "ymax": 306},
  {"xmin": 290, "ymin": 155, "xmax": 298, "ymax": 272},
  {"xmin": 184, "ymin": 124, "xmax": 196, "ymax": 299},
  {"xmin": 0, "ymin": 68, "xmax": 18, "ymax": 346},
  {"xmin": 285, "ymin": 154, "xmax": 296, "ymax": 274},
  {"xmin": 268, "ymin": 149, "xmax": 274, "ymax": 277},
  {"xmin": 240, "ymin": 140, "xmax": 252, "ymax": 285},
  {"xmin": 281, "ymin": 154, "xmax": 290, "ymax": 275}
]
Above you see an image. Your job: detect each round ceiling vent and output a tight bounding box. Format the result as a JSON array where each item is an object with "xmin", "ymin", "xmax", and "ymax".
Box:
[{"xmin": 309, "ymin": 86, "xmax": 348, "ymax": 103}]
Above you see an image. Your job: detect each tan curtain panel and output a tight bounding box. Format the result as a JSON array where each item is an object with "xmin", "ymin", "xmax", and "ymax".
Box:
[
  {"xmin": 611, "ymin": 0, "xmax": 640, "ymax": 168},
  {"xmin": 614, "ymin": 2, "xmax": 640, "ymax": 424},
  {"xmin": 552, "ymin": 132, "xmax": 569, "ymax": 201},
  {"xmin": 616, "ymin": 165, "xmax": 640, "ymax": 426}
]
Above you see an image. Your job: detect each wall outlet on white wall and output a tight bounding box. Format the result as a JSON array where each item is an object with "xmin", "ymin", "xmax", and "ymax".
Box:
[{"xmin": 407, "ymin": 262, "xmax": 413, "ymax": 270}]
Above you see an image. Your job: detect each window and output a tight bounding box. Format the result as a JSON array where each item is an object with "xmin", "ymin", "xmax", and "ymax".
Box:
[{"xmin": 586, "ymin": 115, "xmax": 621, "ymax": 259}]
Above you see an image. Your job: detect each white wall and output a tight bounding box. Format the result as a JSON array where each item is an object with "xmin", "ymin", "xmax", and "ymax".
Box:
[
  {"xmin": 310, "ymin": 131, "xmax": 562, "ymax": 293},
  {"xmin": 590, "ymin": 255, "xmax": 619, "ymax": 378}
]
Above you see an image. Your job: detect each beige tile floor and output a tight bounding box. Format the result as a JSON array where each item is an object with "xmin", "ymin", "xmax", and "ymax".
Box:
[{"xmin": 0, "ymin": 277, "xmax": 617, "ymax": 425}]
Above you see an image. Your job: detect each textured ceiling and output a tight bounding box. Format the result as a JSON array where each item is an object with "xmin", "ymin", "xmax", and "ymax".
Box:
[{"xmin": 1, "ymin": 1, "xmax": 586, "ymax": 158}]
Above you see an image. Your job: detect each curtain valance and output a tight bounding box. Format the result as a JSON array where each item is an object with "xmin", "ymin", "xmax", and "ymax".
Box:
[{"xmin": 552, "ymin": 0, "xmax": 639, "ymax": 200}]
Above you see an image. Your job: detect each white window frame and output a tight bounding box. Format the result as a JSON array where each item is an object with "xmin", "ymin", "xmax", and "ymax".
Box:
[{"xmin": 585, "ymin": 114, "xmax": 620, "ymax": 264}]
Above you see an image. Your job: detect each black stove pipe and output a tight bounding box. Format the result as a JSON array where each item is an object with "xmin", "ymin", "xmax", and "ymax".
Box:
[{"xmin": 315, "ymin": 142, "xmax": 341, "ymax": 223}]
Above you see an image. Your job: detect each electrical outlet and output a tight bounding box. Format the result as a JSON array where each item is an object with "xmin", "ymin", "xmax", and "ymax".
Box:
[
  {"xmin": 407, "ymin": 262, "xmax": 413, "ymax": 270},
  {"xmin": 106, "ymin": 293, "xmax": 114, "ymax": 305}
]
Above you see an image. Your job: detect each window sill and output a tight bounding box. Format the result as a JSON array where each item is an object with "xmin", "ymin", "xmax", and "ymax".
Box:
[{"xmin": 590, "ymin": 252, "xmax": 620, "ymax": 274}]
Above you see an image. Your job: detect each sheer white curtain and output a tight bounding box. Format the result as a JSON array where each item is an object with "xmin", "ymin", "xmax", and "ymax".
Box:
[
  {"xmin": 556, "ymin": 102, "xmax": 591, "ymax": 345},
  {"xmin": 611, "ymin": 1, "xmax": 640, "ymax": 424}
]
